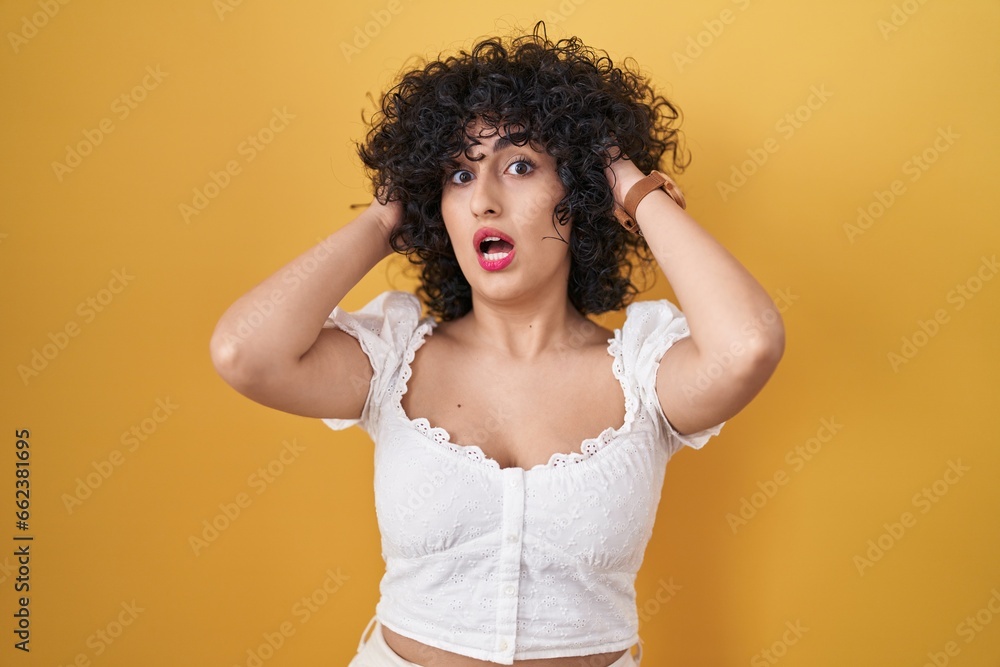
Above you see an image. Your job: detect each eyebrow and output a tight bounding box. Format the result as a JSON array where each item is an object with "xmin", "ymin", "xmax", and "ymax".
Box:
[
  {"xmin": 448, "ymin": 132, "xmax": 525, "ymax": 171},
  {"xmin": 465, "ymin": 133, "xmax": 516, "ymax": 158},
  {"xmin": 492, "ymin": 135, "xmax": 513, "ymax": 152}
]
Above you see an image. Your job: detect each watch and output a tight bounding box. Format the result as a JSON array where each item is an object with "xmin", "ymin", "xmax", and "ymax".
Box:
[{"xmin": 612, "ymin": 170, "xmax": 687, "ymax": 235}]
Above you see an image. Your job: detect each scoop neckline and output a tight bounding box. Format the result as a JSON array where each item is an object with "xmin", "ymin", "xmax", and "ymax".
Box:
[{"xmin": 391, "ymin": 317, "xmax": 639, "ymax": 473}]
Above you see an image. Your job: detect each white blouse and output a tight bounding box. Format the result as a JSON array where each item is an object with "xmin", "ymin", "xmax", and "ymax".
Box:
[{"xmin": 322, "ymin": 291, "xmax": 725, "ymax": 664}]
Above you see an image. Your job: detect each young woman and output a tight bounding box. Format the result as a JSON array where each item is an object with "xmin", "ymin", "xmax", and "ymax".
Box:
[{"xmin": 210, "ymin": 21, "xmax": 784, "ymax": 667}]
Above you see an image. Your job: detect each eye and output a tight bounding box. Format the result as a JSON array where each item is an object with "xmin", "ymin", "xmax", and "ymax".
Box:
[
  {"xmin": 506, "ymin": 157, "xmax": 536, "ymax": 176},
  {"xmin": 448, "ymin": 169, "xmax": 474, "ymax": 185}
]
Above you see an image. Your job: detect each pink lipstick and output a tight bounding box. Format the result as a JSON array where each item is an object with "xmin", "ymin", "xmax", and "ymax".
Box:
[{"xmin": 473, "ymin": 227, "xmax": 516, "ymax": 272}]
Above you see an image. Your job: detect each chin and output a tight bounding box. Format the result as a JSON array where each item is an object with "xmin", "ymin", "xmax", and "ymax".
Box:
[{"xmin": 471, "ymin": 281, "xmax": 520, "ymax": 303}]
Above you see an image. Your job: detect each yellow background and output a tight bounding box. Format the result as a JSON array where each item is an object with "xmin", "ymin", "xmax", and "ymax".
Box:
[{"xmin": 2, "ymin": 0, "xmax": 998, "ymax": 665}]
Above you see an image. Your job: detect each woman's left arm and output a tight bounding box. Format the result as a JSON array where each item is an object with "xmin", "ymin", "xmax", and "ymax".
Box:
[{"xmin": 607, "ymin": 157, "xmax": 786, "ymax": 437}]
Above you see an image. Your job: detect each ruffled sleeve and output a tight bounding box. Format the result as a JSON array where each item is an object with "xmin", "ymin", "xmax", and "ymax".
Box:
[
  {"xmin": 622, "ymin": 298, "xmax": 726, "ymax": 451},
  {"xmin": 319, "ymin": 290, "xmax": 432, "ymax": 435}
]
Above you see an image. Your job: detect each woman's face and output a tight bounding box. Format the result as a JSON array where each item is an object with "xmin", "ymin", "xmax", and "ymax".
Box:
[{"xmin": 440, "ymin": 119, "xmax": 570, "ymax": 307}]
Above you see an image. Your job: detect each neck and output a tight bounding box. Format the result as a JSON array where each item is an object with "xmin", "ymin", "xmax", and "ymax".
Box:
[{"xmin": 458, "ymin": 287, "xmax": 588, "ymax": 361}]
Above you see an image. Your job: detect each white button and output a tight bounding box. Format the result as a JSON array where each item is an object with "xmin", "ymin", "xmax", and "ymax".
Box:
[
  {"xmin": 504, "ymin": 584, "xmax": 515, "ymax": 596},
  {"xmin": 508, "ymin": 478, "xmax": 517, "ymax": 487},
  {"xmin": 506, "ymin": 533, "xmax": 518, "ymax": 543},
  {"xmin": 499, "ymin": 638, "xmax": 508, "ymax": 650}
]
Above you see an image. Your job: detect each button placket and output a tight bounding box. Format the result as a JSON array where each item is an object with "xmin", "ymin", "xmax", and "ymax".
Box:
[{"xmin": 493, "ymin": 467, "xmax": 525, "ymax": 661}]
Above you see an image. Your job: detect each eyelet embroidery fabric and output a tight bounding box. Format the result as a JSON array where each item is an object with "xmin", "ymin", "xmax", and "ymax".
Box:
[
  {"xmin": 410, "ymin": 417, "xmax": 502, "ymax": 468},
  {"xmin": 320, "ymin": 290, "xmax": 726, "ymax": 663},
  {"xmin": 407, "ymin": 414, "xmax": 624, "ymax": 470}
]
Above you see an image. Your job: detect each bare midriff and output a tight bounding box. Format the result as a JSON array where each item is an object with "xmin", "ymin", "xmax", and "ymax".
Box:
[{"xmin": 381, "ymin": 625, "xmax": 629, "ymax": 667}]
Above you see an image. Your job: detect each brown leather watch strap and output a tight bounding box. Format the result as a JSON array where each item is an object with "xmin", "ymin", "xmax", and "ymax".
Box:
[
  {"xmin": 613, "ymin": 170, "xmax": 687, "ymax": 236},
  {"xmin": 624, "ymin": 171, "xmax": 667, "ymax": 220}
]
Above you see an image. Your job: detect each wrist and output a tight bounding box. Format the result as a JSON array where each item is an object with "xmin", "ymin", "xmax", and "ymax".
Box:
[
  {"xmin": 608, "ymin": 160, "xmax": 646, "ymax": 207},
  {"xmin": 368, "ymin": 199, "xmax": 400, "ymax": 251},
  {"xmin": 611, "ymin": 169, "xmax": 688, "ymax": 236}
]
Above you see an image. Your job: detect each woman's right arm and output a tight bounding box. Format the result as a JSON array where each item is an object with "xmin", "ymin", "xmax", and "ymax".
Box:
[{"xmin": 208, "ymin": 198, "xmax": 400, "ymax": 420}]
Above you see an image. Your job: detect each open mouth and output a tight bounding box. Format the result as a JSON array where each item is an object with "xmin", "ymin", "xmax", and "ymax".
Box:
[
  {"xmin": 473, "ymin": 227, "xmax": 516, "ymax": 270},
  {"xmin": 478, "ymin": 236, "xmax": 515, "ymax": 260}
]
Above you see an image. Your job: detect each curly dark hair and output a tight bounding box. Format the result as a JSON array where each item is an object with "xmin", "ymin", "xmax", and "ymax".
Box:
[{"xmin": 356, "ymin": 20, "xmax": 689, "ymax": 321}]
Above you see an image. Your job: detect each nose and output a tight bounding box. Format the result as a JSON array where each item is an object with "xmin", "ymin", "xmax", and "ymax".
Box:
[{"xmin": 470, "ymin": 172, "xmax": 501, "ymax": 218}]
